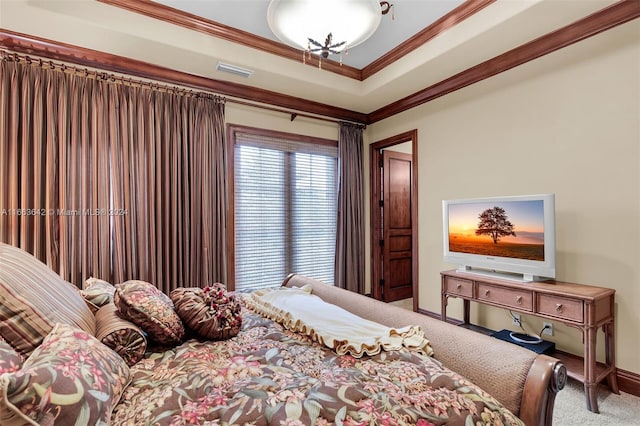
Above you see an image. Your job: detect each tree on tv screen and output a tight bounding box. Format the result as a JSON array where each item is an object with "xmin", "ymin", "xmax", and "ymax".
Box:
[{"xmin": 475, "ymin": 207, "xmax": 516, "ymax": 244}]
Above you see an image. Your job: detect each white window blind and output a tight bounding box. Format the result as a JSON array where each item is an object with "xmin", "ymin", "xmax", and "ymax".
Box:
[{"xmin": 234, "ymin": 132, "xmax": 337, "ymax": 291}]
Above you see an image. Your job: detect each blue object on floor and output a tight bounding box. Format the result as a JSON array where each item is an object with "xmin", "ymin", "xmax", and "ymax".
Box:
[{"xmin": 491, "ymin": 329, "xmax": 556, "ymax": 355}]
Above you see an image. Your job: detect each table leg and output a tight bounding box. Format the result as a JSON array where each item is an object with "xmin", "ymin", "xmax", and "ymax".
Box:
[
  {"xmin": 585, "ymin": 383, "xmax": 599, "ymax": 413},
  {"xmin": 584, "ymin": 326, "xmax": 600, "ymax": 413},
  {"xmin": 463, "ymin": 299, "xmax": 470, "ymax": 325},
  {"xmin": 604, "ymin": 321, "xmax": 620, "ymax": 394},
  {"xmin": 441, "ymin": 295, "xmax": 448, "ymax": 322}
]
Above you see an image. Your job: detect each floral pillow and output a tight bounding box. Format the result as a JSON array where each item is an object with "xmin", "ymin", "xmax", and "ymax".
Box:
[
  {"xmin": 80, "ymin": 277, "xmax": 116, "ymax": 313},
  {"xmin": 170, "ymin": 283, "xmax": 242, "ymax": 340},
  {"xmin": 0, "ymin": 338, "xmax": 23, "ymax": 375},
  {"xmin": 95, "ymin": 302, "xmax": 147, "ymax": 366},
  {"xmin": 0, "ymin": 323, "xmax": 130, "ymax": 425},
  {"xmin": 114, "ymin": 280, "xmax": 184, "ymax": 346}
]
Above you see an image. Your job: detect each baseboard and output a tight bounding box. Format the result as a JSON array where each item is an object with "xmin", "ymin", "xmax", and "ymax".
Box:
[
  {"xmin": 617, "ymin": 368, "xmax": 640, "ymax": 396},
  {"xmin": 417, "ymin": 307, "xmax": 456, "ymax": 322},
  {"xmin": 416, "ymin": 308, "xmax": 640, "ymax": 397}
]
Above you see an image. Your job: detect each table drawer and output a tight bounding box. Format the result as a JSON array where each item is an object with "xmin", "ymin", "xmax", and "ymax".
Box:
[
  {"xmin": 477, "ymin": 284, "xmax": 532, "ymax": 311},
  {"xmin": 444, "ymin": 277, "xmax": 473, "ymax": 297},
  {"xmin": 537, "ymin": 294, "xmax": 584, "ymax": 322}
]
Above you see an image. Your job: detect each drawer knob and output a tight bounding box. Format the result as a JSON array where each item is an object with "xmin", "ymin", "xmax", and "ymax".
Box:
[
  {"xmin": 456, "ymin": 284, "xmax": 462, "ymax": 290},
  {"xmin": 484, "ymin": 289, "xmax": 490, "ymax": 296},
  {"xmin": 516, "ymin": 296, "xmax": 522, "ymax": 304},
  {"xmin": 556, "ymin": 303, "xmax": 563, "ymax": 312}
]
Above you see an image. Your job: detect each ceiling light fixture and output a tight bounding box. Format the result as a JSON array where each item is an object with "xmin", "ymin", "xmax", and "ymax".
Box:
[{"xmin": 267, "ymin": 0, "xmax": 393, "ymax": 69}]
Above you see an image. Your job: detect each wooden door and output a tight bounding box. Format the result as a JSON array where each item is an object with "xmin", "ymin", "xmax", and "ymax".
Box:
[{"xmin": 381, "ymin": 150, "xmax": 413, "ymax": 302}]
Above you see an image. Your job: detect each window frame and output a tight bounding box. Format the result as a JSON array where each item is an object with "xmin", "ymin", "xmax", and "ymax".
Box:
[{"xmin": 226, "ymin": 124, "xmax": 338, "ymax": 291}]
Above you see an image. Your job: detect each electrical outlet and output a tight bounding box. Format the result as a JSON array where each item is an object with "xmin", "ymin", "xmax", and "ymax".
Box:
[
  {"xmin": 512, "ymin": 313, "xmax": 521, "ymax": 326},
  {"xmin": 542, "ymin": 322, "xmax": 553, "ymax": 336}
]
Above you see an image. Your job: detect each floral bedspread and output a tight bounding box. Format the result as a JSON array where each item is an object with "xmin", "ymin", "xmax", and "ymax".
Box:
[{"xmin": 111, "ymin": 304, "xmax": 524, "ymax": 426}]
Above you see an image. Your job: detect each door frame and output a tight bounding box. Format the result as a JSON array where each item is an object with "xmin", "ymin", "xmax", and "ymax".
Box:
[{"xmin": 369, "ymin": 129, "xmax": 419, "ymax": 310}]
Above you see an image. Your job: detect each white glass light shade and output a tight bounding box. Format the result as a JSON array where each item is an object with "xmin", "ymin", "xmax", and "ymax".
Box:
[{"xmin": 267, "ymin": 0, "xmax": 382, "ymax": 52}]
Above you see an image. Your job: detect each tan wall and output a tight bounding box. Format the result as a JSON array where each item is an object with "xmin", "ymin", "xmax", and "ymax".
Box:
[
  {"xmin": 366, "ymin": 20, "xmax": 640, "ymax": 374},
  {"xmin": 226, "ymin": 102, "xmax": 339, "ymax": 141},
  {"xmin": 382, "ymin": 141, "xmax": 412, "ymax": 154}
]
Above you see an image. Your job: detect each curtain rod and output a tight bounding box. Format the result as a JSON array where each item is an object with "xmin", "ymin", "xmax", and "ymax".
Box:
[
  {"xmin": 1, "ymin": 50, "xmax": 223, "ymax": 101},
  {"xmin": 227, "ymin": 97, "xmax": 365, "ymax": 128},
  {"xmin": 1, "ymin": 49, "xmax": 365, "ymax": 129}
]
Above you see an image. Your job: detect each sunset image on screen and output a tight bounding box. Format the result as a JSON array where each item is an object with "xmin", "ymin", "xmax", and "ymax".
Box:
[{"xmin": 448, "ymin": 200, "xmax": 545, "ymax": 261}]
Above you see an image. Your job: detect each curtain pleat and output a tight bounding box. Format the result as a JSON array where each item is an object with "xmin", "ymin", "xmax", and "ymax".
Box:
[
  {"xmin": 44, "ymin": 70, "xmax": 60, "ymax": 269},
  {"xmin": 334, "ymin": 123, "xmax": 365, "ymax": 293},
  {"xmin": 0, "ymin": 59, "xmax": 227, "ymax": 292}
]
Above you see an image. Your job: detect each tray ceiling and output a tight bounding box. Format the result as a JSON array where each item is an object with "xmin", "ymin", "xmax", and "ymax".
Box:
[{"xmin": 0, "ymin": 0, "xmax": 628, "ymax": 116}]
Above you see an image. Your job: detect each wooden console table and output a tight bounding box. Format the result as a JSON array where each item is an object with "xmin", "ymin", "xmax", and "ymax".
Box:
[{"xmin": 440, "ymin": 269, "xmax": 618, "ymax": 413}]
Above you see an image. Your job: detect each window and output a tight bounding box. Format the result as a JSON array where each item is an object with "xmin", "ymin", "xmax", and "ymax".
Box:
[{"xmin": 232, "ymin": 128, "xmax": 337, "ymax": 291}]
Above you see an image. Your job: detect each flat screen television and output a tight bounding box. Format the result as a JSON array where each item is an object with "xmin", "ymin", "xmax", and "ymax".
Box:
[{"xmin": 443, "ymin": 193, "xmax": 556, "ymax": 282}]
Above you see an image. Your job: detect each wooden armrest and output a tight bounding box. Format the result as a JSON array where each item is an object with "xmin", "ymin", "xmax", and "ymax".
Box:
[{"xmin": 519, "ymin": 354, "xmax": 567, "ymax": 426}]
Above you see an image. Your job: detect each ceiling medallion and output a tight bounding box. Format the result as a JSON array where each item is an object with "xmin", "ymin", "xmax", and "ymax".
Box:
[{"xmin": 267, "ymin": 0, "xmax": 394, "ymax": 68}]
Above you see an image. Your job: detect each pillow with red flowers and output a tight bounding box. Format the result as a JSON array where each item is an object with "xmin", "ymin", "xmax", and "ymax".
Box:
[
  {"xmin": 170, "ymin": 283, "xmax": 242, "ymax": 340},
  {"xmin": 0, "ymin": 337, "xmax": 23, "ymax": 375},
  {"xmin": 0, "ymin": 323, "xmax": 130, "ymax": 425}
]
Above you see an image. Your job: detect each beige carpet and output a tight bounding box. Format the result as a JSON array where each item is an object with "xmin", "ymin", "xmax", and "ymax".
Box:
[{"xmin": 553, "ymin": 378, "xmax": 640, "ymax": 425}]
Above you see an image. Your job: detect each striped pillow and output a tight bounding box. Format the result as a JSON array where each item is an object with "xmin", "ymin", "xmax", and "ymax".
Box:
[{"xmin": 0, "ymin": 243, "xmax": 96, "ymax": 356}]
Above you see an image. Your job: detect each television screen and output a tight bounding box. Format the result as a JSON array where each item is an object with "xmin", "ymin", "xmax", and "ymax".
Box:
[
  {"xmin": 448, "ymin": 199, "xmax": 545, "ymax": 261},
  {"xmin": 443, "ymin": 194, "xmax": 555, "ymax": 282}
]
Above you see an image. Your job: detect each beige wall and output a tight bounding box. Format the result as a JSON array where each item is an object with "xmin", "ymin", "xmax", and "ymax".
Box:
[
  {"xmin": 226, "ymin": 102, "xmax": 339, "ymax": 141},
  {"xmin": 366, "ymin": 20, "xmax": 640, "ymax": 374}
]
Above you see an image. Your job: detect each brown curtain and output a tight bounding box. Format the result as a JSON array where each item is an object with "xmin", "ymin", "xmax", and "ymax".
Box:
[
  {"xmin": 0, "ymin": 56, "xmax": 227, "ymax": 293},
  {"xmin": 334, "ymin": 122, "xmax": 364, "ymax": 293}
]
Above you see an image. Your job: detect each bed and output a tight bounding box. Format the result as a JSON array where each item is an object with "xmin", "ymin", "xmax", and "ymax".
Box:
[{"xmin": 0, "ymin": 243, "xmax": 566, "ymax": 425}]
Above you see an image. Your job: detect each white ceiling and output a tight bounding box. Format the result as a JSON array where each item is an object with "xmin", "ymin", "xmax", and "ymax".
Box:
[
  {"xmin": 0, "ymin": 0, "xmax": 620, "ymax": 114},
  {"xmin": 153, "ymin": 0, "xmax": 467, "ymax": 69}
]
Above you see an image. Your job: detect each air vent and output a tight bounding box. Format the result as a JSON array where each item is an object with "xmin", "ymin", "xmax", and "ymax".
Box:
[{"xmin": 216, "ymin": 62, "xmax": 253, "ymax": 78}]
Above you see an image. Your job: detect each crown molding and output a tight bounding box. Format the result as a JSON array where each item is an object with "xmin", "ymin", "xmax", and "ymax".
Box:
[
  {"xmin": 361, "ymin": 0, "xmax": 495, "ymax": 80},
  {"xmin": 368, "ymin": 0, "xmax": 640, "ymax": 123},
  {"xmin": 97, "ymin": 0, "xmax": 493, "ymax": 81},
  {"xmin": 1, "ymin": 1, "xmax": 637, "ymax": 125},
  {"xmin": 0, "ymin": 29, "xmax": 368, "ymax": 124},
  {"xmin": 98, "ymin": 0, "xmax": 362, "ymax": 79}
]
